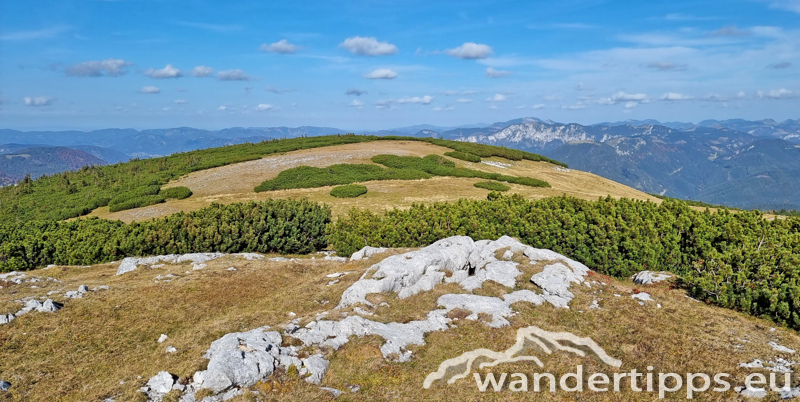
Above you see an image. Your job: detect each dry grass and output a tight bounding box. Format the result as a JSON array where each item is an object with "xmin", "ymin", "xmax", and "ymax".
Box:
[
  {"xmin": 83, "ymin": 141, "xmax": 661, "ymax": 223},
  {"xmin": 2, "ymin": 248, "xmax": 799, "ymax": 401}
]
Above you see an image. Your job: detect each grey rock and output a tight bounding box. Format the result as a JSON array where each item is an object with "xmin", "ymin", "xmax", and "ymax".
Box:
[
  {"xmin": 300, "ymin": 354, "xmax": 328, "ymax": 384},
  {"xmin": 770, "ymin": 342, "xmax": 797, "ymax": 354},
  {"xmin": 78, "ymin": 284, "xmax": 89, "ymax": 293},
  {"xmin": 437, "ymin": 293, "xmax": 513, "ymax": 327},
  {"xmin": 158, "ymin": 334, "xmax": 169, "ymax": 343},
  {"xmin": 146, "ymin": 371, "xmax": 177, "ymax": 394},
  {"xmin": 65, "ymin": 291, "xmax": 82, "ymax": 299},
  {"xmin": 736, "ymin": 386, "xmax": 767, "ymax": 398},
  {"xmin": 0, "ymin": 314, "xmax": 15, "ymax": 324},
  {"xmin": 349, "ymin": 246, "xmax": 388, "ymax": 261},
  {"xmin": 780, "ymin": 387, "xmax": 800, "ymax": 399},
  {"xmin": 166, "ymin": 346, "xmax": 178, "ymax": 353},
  {"xmin": 321, "ymin": 387, "xmax": 344, "ymax": 397},
  {"xmin": 530, "ymin": 263, "xmax": 584, "ymax": 308},
  {"xmin": 631, "ymin": 292, "xmax": 654, "ymax": 302},
  {"xmin": 37, "ymin": 299, "xmax": 62, "ymax": 313},
  {"xmin": 632, "ymin": 271, "xmax": 673, "ymax": 285},
  {"xmin": 17, "ymin": 299, "xmax": 43, "ymax": 315},
  {"xmin": 323, "ymin": 255, "xmax": 348, "ymax": 262},
  {"xmin": 0, "ymin": 380, "xmax": 9, "ymax": 392}
]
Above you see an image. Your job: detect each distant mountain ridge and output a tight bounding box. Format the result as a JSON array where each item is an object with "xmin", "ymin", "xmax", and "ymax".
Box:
[
  {"xmin": 0, "ymin": 147, "xmax": 107, "ymax": 186},
  {"xmin": 3, "ymin": 116, "xmax": 800, "ymax": 210}
]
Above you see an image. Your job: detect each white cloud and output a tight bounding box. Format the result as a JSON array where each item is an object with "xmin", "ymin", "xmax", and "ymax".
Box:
[
  {"xmin": 659, "ymin": 92, "xmax": 693, "ymax": 101},
  {"xmin": 162, "ymin": 107, "xmax": 171, "ymax": 111},
  {"xmin": 442, "ymin": 90, "xmax": 476, "ymax": 96},
  {"xmin": 532, "ymin": 104, "xmax": 545, "ymax": 109},
  {"xmin": 260, "ymin": 39, "xmax": 297, "ymax": 54},
  {"xmin": 66, "ymin": 59, "xmax": 131, "ymax": 77},
  {"xmin": 192, "ymin": 66, "xmax": 214, "ymax": 77},
  {"xmin": 255, "ymin": 103, "xmax": 275, "ymax": 111},
  {"xmin": 144, "ymin": 64, "xmax": 183, "ymax": 79},
  {"xmin": 364, "ymin": 68, "xmax": 397, "ymax": 79},
  {"xmin": 174, "ymin": 99, "xmax": 188, "ymax": 104},
  {"xmin": 432, "ymin": 105, "xmax": 455, "ymax": 112},
  {"xmin": 345, "ymin": 88, "xmax": 367, "ymax": 96},
  {"xmin": 349, "ymin": 99, "xmax": 365, "ymax": 108},
  {"xmin": 375, "ymin": 99, "xmax": 394, "ymax": 110},
  {"xmin": 397, "ymin": 95, "xmax": 434, "ymax": 104},
  {"xmin": 445, "ymin": 42, "xmax": 493, "ymax": 59},
  {"xmin": 515, "ymin": 104, "xmax": 527, "ymax": 109},
  {"xmin": 217, "ymin": 105, "xmax": 228, "ymax": 111},
  {"xmin": 756, "ymin": 88, "xmax": 799, "ymax": 99},
  {"xmin": 139, "ymin": 86, "xmax": 160, "ymax": 94},
  {"xmin": 766, "ymin": 0, "xmax": 800, "ymax": 13},
  {"xmin": 485, "ymin": 67, "xmax": 511, "ymax": 77},
  {"xmin": 486, "ymin": 94, "xmax": 507, "ymax": 102},
  {"xmin": 456, "ymin": 98, "xmax": 473, "ymax": 103},
  {"xmin": 543, "ymin": 95, "xmax": 562, "ymax": 101},
  {"xmin": 23, "ymin": 96, "xmax": 54, "ymax": 106},
  {"xmin": 339, "ymin": 36, "xmax": 398, "ymax": 56},
  {"xmin": 488, "ymin": 105, "xmax": 499, "ymax": 110},
  {"xmin": 624, "ymin": 101, "xmax": 639, "ymax": 109},
  {"xmin": 217, "ymin": 69, "xmax": 250, "ymax": 81},
  {"xmin": 561, "ymin": 103, "xmax": 587, "ymax": 110},
  {"xmin": 612, "ymin": 92, "xmax": 648, "ymax": 102},
  {"xmin": 0, "ymin": 26, "xmax": 70, "ymax": 41}
]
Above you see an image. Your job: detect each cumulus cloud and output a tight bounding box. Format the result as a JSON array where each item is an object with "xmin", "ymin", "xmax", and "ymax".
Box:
[
  {"xmin": 532, "ymin": 104, "xmax": 545, "ymax": 109},
  {"xmin": 643, "ymin": 61, "xmax": 687, "ymax": 71},
  {"xmin": 192, "ymin": 65, "xmax": 214, "ymax": 77},
  {"xmin": 339, "ymin": 36, "xmax": 398, "ymax": 56},
  {"xmin": 260, "ymin": 39, "xmax": 297, "ymax": 54},
  {"xmin": 624, "ymin": 101, "xmax": 639, "ymax": 109},
  {"xmin": 597, "ymin": 92, "xmax": 649, "ymax": 106},
  {"xmin": 345, "ymin": 88, "xmax": 367, "ymax": 96},
  {"xmin": 456, "ymin": 98, "xmax": 473, "ymax": 103},
  {"xmin": 174, "ymin": 99, "xmax": 188, "ymax": 104},
  {"xmin": 659, "ymin": 92, "xmax": 693, "ymax": 101},
  {"xmin": 217, "ymin": 69, "xmax": 250, "ymax": 81},
  {"xmin": 144, "ymin": 64, "xmax": 183, "ymax": 79},
  {"xmin": 66, "ymin": 58, "xmax": 131, "ymax": 77},
  {"xmin": 757, "ymin": 88, "xmax": 799, "ymax": 99},
  {"xmin": 445, "ymin": 42, "xmax": 493, "ymax": 59},
  {"xmin": 397, "ymin": 95, "xmax": 434, "ymax": 104},
  {"xmin": 485, "ymin": 67, "xmax": 511, "ymax": 77},
  {"xmin": 486, "ymin": 94, "xmax": 507, "ymax": 102},
  {"xmin": 768, "ymin": 62, "xmax": 792, "ymax": 69},
  {"xmin": 255, "ymin": 103, "xmax": 275, "ymax": 111},
  {"xmin": 364, "ymin": 68, "xmax": 397, "ymax": 79},
  {"xmin": 217, "ymin": 105, "xmax": 228, "ymax": 111},
  {"xmin": 349, "ymin": 99, "xmax": 365, "ymax": 108},
  {"xmin": 23, "ymin": 96, "xmax": 54, "ymax": 106},
  {"xmin": 139, "ymin": 86, "xmax": 160, "ymax": 94}
]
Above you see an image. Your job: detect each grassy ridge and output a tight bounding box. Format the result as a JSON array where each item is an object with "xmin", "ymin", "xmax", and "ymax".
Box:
[
  {"xmin": 254, "ymin": 154, "xmax": 550, "ymax": 192},
  {"xmin": 0, "ymin": 134, "xmax": 564, "ymax": 224}
]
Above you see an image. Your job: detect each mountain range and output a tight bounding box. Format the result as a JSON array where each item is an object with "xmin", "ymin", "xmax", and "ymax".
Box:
[{"xmin": 2, "ymin": 117, "xmax": 800, "ymax": 210}]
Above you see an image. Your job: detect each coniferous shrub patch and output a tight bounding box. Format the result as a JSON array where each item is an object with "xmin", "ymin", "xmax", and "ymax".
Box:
[
  {"xmin": 160, "ymin": 186, "xmax": 193, "ymax": 200},
  {"xmin": 255, "ymin": 164, "xmax": 430, "ymax": 192},
  {"xmin": 444, "ymin": 151, "xmax": 481, "ymax": 163},
  {"xmin": 474, "ymin": 181, "xmax": 510, "ymax": 191},
  {"xmin": 330, "ymin": 184, "xmax": 368, "ymax": 198},
  {"xmin": 0, "ymin": 199, "xmax": 330, "ymax": 272}
]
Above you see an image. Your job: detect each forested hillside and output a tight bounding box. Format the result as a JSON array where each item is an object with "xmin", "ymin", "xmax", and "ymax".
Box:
[{"xmin": 0, "ymin": 147, "xmax": 107, "ymax": 187}]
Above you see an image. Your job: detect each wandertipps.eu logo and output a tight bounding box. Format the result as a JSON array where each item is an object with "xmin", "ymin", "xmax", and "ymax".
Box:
[
  {"xmin": 424, "ymin": 325, "xmax": 789, "ymax": 399},
  {"xmin": 424, "ymin": 325, "xmax": 622, "ymax": 389}
]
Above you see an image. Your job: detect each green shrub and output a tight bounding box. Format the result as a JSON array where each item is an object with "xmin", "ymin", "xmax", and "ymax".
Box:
[
  {"xmin": 108, "ymin": 195, "xmax": 165, "ymax": 212},
  {"xmin": 330, "ymin": 184, "xmax": 368, "ymax": 198},
  {"xmin": 0, "ymin": 199, "xmax": 331, "ymax": 272},
  {"xmin": 255, "ymin": 164, "xmax": 430, "ymax": 192},
  {"xmin": 108, "ymin": 185, "xmax": 161, "ymax": 206},
  {"xmin": 444, "ymin": 151, "xmax": 481, "ymax": 163},
  {"xmin": 474, "ymin": 181, "xmax": 510, "ymax": 191},
  {"xmin": 327, "ymin": 194, "xmax": 800, "ymax": 330},
  {"xmin": 160, "ymin": 186, "xmax": 193, "ymax": 200}
]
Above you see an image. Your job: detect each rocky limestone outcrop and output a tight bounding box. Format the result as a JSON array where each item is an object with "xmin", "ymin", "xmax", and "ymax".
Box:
[
  {"xmin": 117, "ymin": 253, "xmax": 265, "ymax": 275},
  {"xmin": 631, "ymin": 270, "xmax": 673, "ymax": 285}
]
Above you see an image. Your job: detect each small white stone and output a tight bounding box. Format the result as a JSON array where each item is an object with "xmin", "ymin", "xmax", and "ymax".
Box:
[
  {"xmin": 158, "ymin": 334, "xmax": 168, "ymax": 343},
  {"xmin": 166, "ymin": 346, "xmax": 178, "ymax": 353}
]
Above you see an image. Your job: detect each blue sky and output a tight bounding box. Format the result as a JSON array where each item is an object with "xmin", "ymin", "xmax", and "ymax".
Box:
[{"xmin": 1, "ymin": 0, "xmax": 799, "ymax": 130}]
